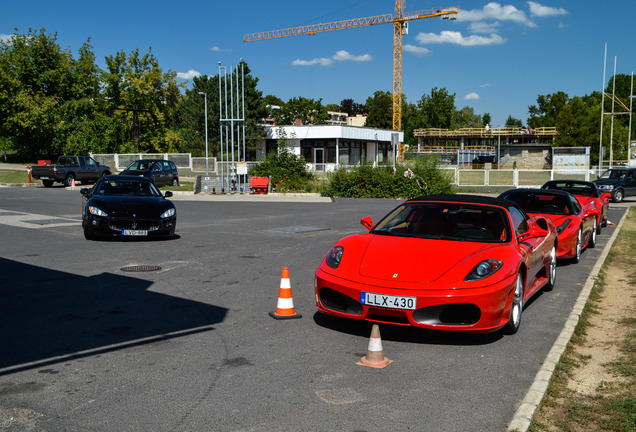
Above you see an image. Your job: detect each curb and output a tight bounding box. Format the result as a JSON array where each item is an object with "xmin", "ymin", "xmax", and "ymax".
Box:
[{"xmin": 507, "ymin": 209, "xmax": 629, "ymax": 432}]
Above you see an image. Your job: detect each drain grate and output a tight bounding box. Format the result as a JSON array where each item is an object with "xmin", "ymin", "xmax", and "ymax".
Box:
[{"xmin": 121, "ymin": 265, "xmax": 162, "ymax": 273}]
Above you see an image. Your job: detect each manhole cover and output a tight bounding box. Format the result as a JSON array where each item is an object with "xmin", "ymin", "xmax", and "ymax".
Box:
[{"xmin": 121, "ymin": 265, "xmax": 162, "ymax": 272}]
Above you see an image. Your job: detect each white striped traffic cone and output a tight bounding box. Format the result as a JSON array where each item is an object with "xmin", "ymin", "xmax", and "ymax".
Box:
[
  {"xmin": 357, "ymin": 324, "xmax": 393, "ymax": 368},
  {"xmin": 269, "ymin": 267, "xmax": 301, "ymax": 320}
]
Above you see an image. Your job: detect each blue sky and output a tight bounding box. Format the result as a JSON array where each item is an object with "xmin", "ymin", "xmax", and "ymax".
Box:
[{"xmin": 3, "ymin": 1, "xmax": 636, "ymax": 127}]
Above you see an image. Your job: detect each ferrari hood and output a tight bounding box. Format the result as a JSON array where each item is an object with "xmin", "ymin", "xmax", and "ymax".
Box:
[{"xmin": 358, "ymin": 235, "xmax": 489, "ymax": 283}]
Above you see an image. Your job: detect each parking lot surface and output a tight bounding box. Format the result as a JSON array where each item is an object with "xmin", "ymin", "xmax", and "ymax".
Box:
[{"xmin": 0, "ymin": 186, "xmax": 627, "ymax": 431}]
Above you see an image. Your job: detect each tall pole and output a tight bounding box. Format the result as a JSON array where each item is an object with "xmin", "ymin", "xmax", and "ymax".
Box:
[
  {"xmin": 610, "ymin": 56, "xmax": 617, "ymax": 168},
  {"xmin": 629, "ymin": 72, "xmax": 634, "ymax": 167},
  {"xmin": 218, "ymin": 63, "xmax": 225, "ymax": 191},
  {"xmin": 599, "ymin": 43, "xmax": 607, "ymax": 174},
  {"xmin": 198, "ymin": 92, "xmax": 209, "ymax": 176}
]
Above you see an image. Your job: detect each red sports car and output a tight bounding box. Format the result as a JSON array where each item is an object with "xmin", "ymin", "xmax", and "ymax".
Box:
[
  {"xmin": 541, "ymin": 180, "xmax": 611, "ymax": 233},
  {"xmin": 499, "ymin": 188, "xmax": 597, "ymax": 263},
  {"xmin": 315, "ymin": 195, "xmax": 558, "ymax": 334}
]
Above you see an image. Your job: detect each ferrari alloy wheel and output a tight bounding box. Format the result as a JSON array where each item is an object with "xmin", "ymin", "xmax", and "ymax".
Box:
[
  {"xmin": 503, "ymin": 273, "xmax": 524, "ymax": 335},
  {"xmin": 544, "ymin": 246, "xmax": 557, "ymax": 291},
  {"xmin": 572, "ymin": 227, "xmax": 582, "ymax": 263},
  {"xmin": 589, "ymin": 221, "xmax": 597, "ymax": 248}
]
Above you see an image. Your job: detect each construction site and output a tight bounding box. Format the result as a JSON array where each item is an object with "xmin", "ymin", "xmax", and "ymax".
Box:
[{"xmin": 412, "ymin": 126, "xmax": 559, "ymax": 168}]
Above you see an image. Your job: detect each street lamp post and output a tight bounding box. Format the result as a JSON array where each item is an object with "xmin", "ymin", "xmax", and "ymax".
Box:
[{"xmin": 198, "ymin": 91, "xmax": 209, "ymax": 176}]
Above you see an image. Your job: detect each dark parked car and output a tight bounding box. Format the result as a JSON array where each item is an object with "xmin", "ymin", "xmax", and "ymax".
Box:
[
  {"xmin": 80, "ymin": 175, "xmax": 176, "ymax": 240},
  {"xmin": 120, "ymin": 159, "xmax": 179, "ymax": 187},
  {"xmin": 593, "ymin": 167, "xmax": 636, "ymax": 203},
  {"xmin": 31, "ymin": 155, "xmax": 111, "ymax": 187}
]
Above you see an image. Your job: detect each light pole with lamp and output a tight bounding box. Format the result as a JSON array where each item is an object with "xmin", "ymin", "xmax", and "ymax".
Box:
[{"xmin": 198, "ymin": 91, "xmax": 209, "ymax": 176}]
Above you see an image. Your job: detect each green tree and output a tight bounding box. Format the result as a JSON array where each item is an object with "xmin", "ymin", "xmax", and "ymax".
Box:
[
  {"xmin": 527, "ymin": 91, "xmax": 569, "ymax": 128},
  {"xmin": 365, "ymin": 91, "xmax": 393, "ymax": 129},
  {"xmin": 274, "ymin": 96, "xmax": 328, "ymax": 125},
  {"xmin": 0, "ymin": 28, "xmax": 77, "ymax": 157},
  {"xmin": 103, "ymin": 47, "xmax": 183, "ymax": 152},
  {"xmin": 482, "ymin": 112, "xmax": 491, "ymax": 127},
  {"xmin": 419, "ymin": 87, "xmax": 455, "ymax": 129},
  {"xmin": 505, "ymin": 115, "xmax": 523, "ymax": 127},
  {"xmin": 339, "ymin": 98, "xmax": 365, "ymax": 115},
  {"xmin": 452, "ymin": 106, "xmax": 482, "ymax": 129}
]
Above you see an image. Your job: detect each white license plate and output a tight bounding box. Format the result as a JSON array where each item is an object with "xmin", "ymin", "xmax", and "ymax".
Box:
[
  {"xmin": 122, "ymin": 229, "xmax": 148, "ymax": 236},
  {"xmin": 361, "ymin": 292, "xmax": 417, "ymax": 310},
  {"xmin": 40, "ymin": 176, "xmax": 50, "ymax": 180}
]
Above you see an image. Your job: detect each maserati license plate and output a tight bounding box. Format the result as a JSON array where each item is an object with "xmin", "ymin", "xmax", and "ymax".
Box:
[{"xmin": 122, "ymin": 229, "xmax": 148, "ymax": 236}]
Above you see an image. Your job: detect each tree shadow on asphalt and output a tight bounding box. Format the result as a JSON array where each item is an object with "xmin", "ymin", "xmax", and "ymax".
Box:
[{"xmin": 0, "ymin": 257, "xmax": 227, "ymax": 375}]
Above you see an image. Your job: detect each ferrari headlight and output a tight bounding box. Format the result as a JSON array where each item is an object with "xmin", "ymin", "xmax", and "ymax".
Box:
[
  {"xmin": 88, "ymin": 206, "xmax": 108, "ymax": 217},
  {"xmin": 556, "ymin": 219, "xmax": 571, "ymax": 234},
  {"xmin": 326, "ymin": 246, "xmax": 344, "ymax": 269},
  {"xmin": 465, "ymin": 259, "xmax": 503, "ymax": 282},
  {"xmin": 161, "ymin": 208, "xmax": 175, "ymax": 218}
]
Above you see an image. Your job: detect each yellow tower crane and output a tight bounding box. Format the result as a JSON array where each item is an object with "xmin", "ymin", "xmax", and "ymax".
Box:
[{"xmin": 243, "ymin": 1, "xmax": 459, "ymax": 160}]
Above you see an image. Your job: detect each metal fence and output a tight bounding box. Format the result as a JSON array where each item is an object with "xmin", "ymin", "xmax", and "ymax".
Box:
[
  {"xmin": 443, "ymin": 168, "xmax": 592, "ymax": 187},
  {"xmin": 91, "ymin": 153, "xmax": 193, "ymax": 171}
]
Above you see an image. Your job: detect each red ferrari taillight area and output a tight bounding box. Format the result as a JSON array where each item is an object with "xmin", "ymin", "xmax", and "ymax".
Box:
[{"xmin": 358, "ymin": 235, "xmax": 489, "ymax": 283}]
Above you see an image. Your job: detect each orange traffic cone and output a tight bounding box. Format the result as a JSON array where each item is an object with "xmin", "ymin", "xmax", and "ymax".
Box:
[
  {"xmin": 269, "ymin": 267, "xmax": 302, "ymax": 320},
  {"xmin": 357, "ymin": 324, "xmax": 393, "ymax": 368},
  {"xmin": 71, "ymin": 178, "xmax": 76, "ymax": 188}
]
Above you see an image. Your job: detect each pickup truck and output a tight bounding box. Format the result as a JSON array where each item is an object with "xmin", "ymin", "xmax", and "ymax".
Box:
[{"xmin": 31, "ymin": 155, "xmax": 111, "ymax": 187}]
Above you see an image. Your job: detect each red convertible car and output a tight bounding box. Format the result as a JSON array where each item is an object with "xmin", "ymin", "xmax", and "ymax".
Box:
[
  {"xmin": 315, "ymin": 195, "xmax": 558, "ymax": 334},
  {"xmin": 499, "ymin": 188, "xmax": 597, "ymax": 263},
  {"xmin": 541, "ymin": 180, "xmax": 611, "ymax": 233}
]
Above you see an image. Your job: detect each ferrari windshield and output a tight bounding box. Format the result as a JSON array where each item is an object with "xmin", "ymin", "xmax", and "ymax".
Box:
[
  {"xmin": 543, "ymin": 181, "xmax": 596, "ymax": 197},
  {"xmin": 95, "ymin": 178, "xmax": 162, "ymax": 197},
  {"xmin": 372, "ymin": 202, "xmax": 510, "ymax": 242},
  {"xmin": 502, "ymin": 191, "xmax": 572, "ymax": 215}
]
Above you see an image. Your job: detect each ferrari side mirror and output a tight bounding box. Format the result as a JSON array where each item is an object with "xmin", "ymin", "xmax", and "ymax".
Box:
[{"xmin": 360, "ymin": 217, "xmax": 374, "ymax": 231}]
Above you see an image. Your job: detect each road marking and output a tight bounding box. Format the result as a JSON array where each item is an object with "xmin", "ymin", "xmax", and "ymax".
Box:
[{"xmin": 0, "ymin": 211, "xmax": 80, "ymax": 229}]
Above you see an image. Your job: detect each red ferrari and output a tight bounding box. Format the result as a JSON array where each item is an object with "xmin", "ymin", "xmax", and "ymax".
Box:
[
  {"xmin": 499, "ymin": 188, "xmax": 597, "ymax": 263},
  {"xmin": 541, "ymin": 180, "xmax": 611, "ymax": 233},
  {"xmin": 315, "ymin": 195, "xmax": 558, "ymax": 334}
]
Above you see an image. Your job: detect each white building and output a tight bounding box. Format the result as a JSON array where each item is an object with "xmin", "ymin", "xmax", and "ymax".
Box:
[{"xmin": 255, "ymin": 125, "xmax": 404, "ymax": 172}]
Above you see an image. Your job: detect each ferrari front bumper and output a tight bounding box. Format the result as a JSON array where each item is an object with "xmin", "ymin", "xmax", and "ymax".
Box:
[{"xmin": 315, "ymin": 267, "xmax": 518, "ymax": 333}]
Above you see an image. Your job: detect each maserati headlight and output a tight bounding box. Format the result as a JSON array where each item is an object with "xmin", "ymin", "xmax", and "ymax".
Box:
[
  {"xmin": 326, "ymin": 246, "xmax": 344, "ymax": 269},
  {"xmin": 161, "ymin": 208, "xmax": 176, "ymax": 218},
  {"xmin": 88, "ymin": 206, "xmax": 108, "ymax": 217},
  {"xmin": 465, "ymin": 259, "xmax": 503, "ymax": 282}
]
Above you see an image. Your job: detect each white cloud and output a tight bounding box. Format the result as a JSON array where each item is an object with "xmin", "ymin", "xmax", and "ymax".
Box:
[
  {"xmin": 177, "ymin": 69, "xmax": 202, "ymax": 80},
  {"xmin": 527, "ymin": 1, "xmax": 568, "ymax": 17},
  {"xmin": 464, "ymin": 92, "xmax": 480, "ymax": 100},
  {"xmin": 469, "ymin": 21, "xmax": 501, "ymax": 34},
  {"xmin": 416, "ymin": 31, "xmax": 506, "ymax": 46},
  {"xmin": 480, "ymin": 83, "xmax": 493, "ymax": 88},
  {"xmin": 332, "ymin": 50, "xmax": 372, "ymax": 62},
  {"xmin": 458, "ymin": 2, "xmax": 536, "ymax": 27},
  {"xmin": 1, "ymin": 34, "xmax": 13, "ymax": 44},
  {"xmin": 403, "ymin": 44, "xmax": 432, "ymax": 56},
  {"xmin": 211, "ymin": 46, "xmax": 232, "ymax": 52},
  {"xmin": 292, "ymin": 50, "xmax": 372, "ymax": 67},
  {"xmin": 292, "ymin": 58, "xmax": 333, "ymax": 66}
]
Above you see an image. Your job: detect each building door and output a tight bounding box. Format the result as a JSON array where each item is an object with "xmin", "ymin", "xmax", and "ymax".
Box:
[{"xmin": 314, "ymin": 148, "xmax": 325, "ymax": 172}]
